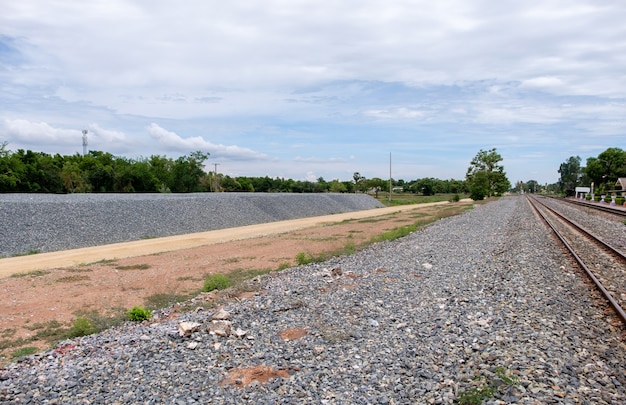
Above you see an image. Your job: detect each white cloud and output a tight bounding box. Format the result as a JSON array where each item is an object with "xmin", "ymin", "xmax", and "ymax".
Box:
[
  {"xmin": 146, "ymin": 123, "xmax": 268, "ymax": 161},
  {"xmin": 1, "ymin": 1, "xmax": 625, "ymax": 184},
  {"xmin": 2, "ymin": 119, "xmax": 79, "ymax": 146}
]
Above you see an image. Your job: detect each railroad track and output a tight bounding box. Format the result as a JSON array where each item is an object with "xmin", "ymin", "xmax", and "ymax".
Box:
[
  {"xmin": 547, "ymin": 195, "xmax": 626, "ymax": 218},
  {"xmin": 527, "ymin": 194, "xmax": 626, "ymax": 325}
]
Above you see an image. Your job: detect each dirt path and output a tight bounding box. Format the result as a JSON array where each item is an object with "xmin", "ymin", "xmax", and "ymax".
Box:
[{"xmin": 0, "ymin": 200, "xmax": 469, "ymax": 362}]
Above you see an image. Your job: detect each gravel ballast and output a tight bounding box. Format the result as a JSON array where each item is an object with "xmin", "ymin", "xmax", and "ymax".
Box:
[
  {"xmin": 0, "ymin": 193, "xmax": 384, "ymax": 257},
  {"xmin": 2, "ymin": 196, "xmax": 625, "ymax": 404}
]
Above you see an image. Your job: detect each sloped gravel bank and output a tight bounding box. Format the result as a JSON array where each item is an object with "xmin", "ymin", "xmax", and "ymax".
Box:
[
  {"xmin": 0, "ymin": 193, "xmax": 383, "ymax": 257},
  {"xmin": 1, "ymin": 196, "xmax": 625, "ymax": 404}
]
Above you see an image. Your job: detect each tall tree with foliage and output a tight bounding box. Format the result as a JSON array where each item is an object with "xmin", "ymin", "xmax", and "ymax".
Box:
[
  {"xmin": 557, "ymin": 156, "xmax": 582, "ymax": 194},
  {"xmin": 465, "ymin": 148, "xmax": 510, "ymax": 200},
  {"xmin": 584, "ymin": 148, "xmax": 626, "ymax": 194}
]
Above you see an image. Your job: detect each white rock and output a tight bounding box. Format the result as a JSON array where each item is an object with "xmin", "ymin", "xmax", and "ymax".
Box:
[
  {"xmin": 232, "ymin": 328, "xmax": 247, "ymax": 339},
  {"xmin": 212, "ymin": 309, "xmax": 231, "ymax": 320},
  {"xmin": 208, "ymin": 320, "xmax": 232, "ymax": 337},
  {"xmin": 178, "ymin": 321, "xmax": 201, "ymax": 337}
]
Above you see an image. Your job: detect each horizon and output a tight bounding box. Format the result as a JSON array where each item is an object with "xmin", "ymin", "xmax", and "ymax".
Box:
[{"xmin": 2, "ymin": 1, "xmax": 625, "ymax": 185}]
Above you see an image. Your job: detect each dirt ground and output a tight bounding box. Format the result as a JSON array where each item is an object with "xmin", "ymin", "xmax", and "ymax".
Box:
[{"xmin": 0, "ymin": 201, "xmax": 469, "ymax": 362}]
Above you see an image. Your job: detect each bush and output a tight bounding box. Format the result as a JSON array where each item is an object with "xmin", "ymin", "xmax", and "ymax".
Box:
[
  {"xmin": 616, "ymin": 197, "xmax": 625, "ymax": 205},
  {"xmin": 69, "ymin": 317, "xmax": 97, "ymax": 337},
  {"xmin": 295, "ymin": 252, "xmax": 314, "ymax": 265},
  {"xmin": 469, "ymin": 185, "xmax": 486, "ymax": 201},
  {"xmin": 585, "ymin": 194, "xmax": 592, "ymax": 200},
  {"xmin": 594, "ymin": 195, "xmax": 601, "ymax": 202},
  {"xmin": 450, "ymin": 194, "xmax": 461, "ymax": 202},
  {"xmin": 203, "ymin": 273, "xmax": 231, "ymax": 292},
  {"xmin": 127, "ymin": 306, "xmax": 152, "ymax": 322},
  {"xmin": 604, "ymin": 195, "xmax": 613, "ymax": 203}
]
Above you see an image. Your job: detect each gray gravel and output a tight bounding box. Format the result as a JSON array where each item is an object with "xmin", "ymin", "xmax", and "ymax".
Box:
[
  {"xmin": 2, "ymin": 195, "xmax": 626, "ymax": 404},
  {"xmin": 0, "ymin": 193, "xmax": 383, "ymax": 257}
]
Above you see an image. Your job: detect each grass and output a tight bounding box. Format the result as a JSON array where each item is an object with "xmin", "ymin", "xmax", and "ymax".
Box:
[
  {"xmin": 10, "ymin": 270, "xmax": 50, "ymax": 278},
  {"xmin": 144, "ymin": 292, "xmax": 199, "ymax": 309},
  {"xmin": 115, "ymin": 264, "xmax": 151, "ymax": 270},
  {"xmin": 55, "ymin": 275, "xmax": 90, "ymax": 283},
  {"xmin": 11, "ymin": 346, "xmax": 38, "ymax": 360},
  {"xmin": 11, "ymin": 249, "xmax": 41, "ymax": 257},
  {"xmin": 457, "ymin": 366, "xmax": 520, "ymax": 405},
  {"xmin": 127, "ymin": 306, "xmax": 152, "ymax": 322},
  {"xmin": 375, "ymin": 193, "xmax": 462, "ymax": 207}
]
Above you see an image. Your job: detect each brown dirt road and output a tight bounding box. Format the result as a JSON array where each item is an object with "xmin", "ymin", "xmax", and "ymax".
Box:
[{"xmin": 0, "ymin": 200, "xmax": 471, "ymax": 362}]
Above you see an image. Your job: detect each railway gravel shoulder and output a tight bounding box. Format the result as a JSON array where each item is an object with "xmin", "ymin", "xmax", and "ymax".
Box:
[{"xmin": 1, "ymin": 196, "xmax": 625, "ymax": 404}]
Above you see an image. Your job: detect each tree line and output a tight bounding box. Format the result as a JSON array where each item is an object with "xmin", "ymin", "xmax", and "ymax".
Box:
[
  {"xmin": 557, "ymin": 147, "xmax": 626, "ymax": 195},
  {"xmin": 1, "ymin": 141, "xmax": 512, "ymax": 199}
]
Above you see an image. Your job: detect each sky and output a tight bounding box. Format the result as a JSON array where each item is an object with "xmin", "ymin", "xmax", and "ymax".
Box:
[{"xmin": 1, "ymin": 1, "xmax": 625, "ymax": 185}]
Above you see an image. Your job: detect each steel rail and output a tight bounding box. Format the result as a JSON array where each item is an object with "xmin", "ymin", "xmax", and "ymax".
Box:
[
  {"xmin": 544, "ymin": 195, "xmax": 626, "ymax": 218},
  {"xmin": 527, "ymin": 195, "xmax": 626, "ymax": 324}
]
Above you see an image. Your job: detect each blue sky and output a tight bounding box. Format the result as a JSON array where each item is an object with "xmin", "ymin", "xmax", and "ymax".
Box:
[{"xmin": 1, "ymin": 1, "xmax": 624, "ymax": 185}]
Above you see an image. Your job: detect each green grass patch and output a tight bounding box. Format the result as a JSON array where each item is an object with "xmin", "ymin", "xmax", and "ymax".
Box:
[
  {"xmin": 370, "ymin": 223, "xmax": 418, "ymax": 243},
  {"xmin": 11, "ymin": 346, "xmax": 38, "ymax": 360},
  {"xmin": 12, "ymin": 249, "xmax": 41, "ymax": 257},
  {"xmin": 127, "ymin": 306, "xmax": 152, "ymax": 322},
  {"xmin": 203, "ymin": 273, "xmax": 232, "ymax": 292},
  {"xmin": 65, "ymin": 267, "xmax": 93, "ymax": 273},
  {"xmin": 457, "ymin": 366, "xmax": 520, "ymax": 405},
  {"xmin": 375, "ymin": 193, "xmax": 459, "ymax": 207},
  {"xmin": 90, "ymin": 259, "xmax": 118, "ymax": 266},
  {"xmin": 68, "ymin": 317, "xmax": 98, "ymax": 338},
  {"xmin": 10, "ymin": 270, "xmax": 50, "ymax": 278},
  {"xmin": 55, "ymin": 275, "xmax": 90, "ymax": 283},
  {"xmin": 144, "ymin": 292, "xmax": 199, "ymax": 310},
  {"xmin": 115, "ymin": 264, "xmax": 151, "ymax": 271}
]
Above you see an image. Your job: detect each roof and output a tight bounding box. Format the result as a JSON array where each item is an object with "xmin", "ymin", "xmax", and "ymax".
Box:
[{"xmin": 616, "ymin": 178, "xmax": 626, "ymax": 190}]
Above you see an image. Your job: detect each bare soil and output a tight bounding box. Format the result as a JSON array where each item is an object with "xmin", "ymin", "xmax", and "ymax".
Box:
[{"xmin": 0, "ymin": 202, "xmax": 468, "ymax": 363}]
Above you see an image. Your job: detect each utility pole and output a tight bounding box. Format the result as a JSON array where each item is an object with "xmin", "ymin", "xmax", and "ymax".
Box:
[
  {"xmin": 213, "ymin": 163, "xmax": 220, "ymax": 192},
  {"xmin": 389, "ymin": 152, "xmax": 392, "ymax": 202}
]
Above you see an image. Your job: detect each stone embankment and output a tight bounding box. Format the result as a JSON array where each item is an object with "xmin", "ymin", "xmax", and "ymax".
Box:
[{"xmin": 0, "ymin": 193, "xmax": 383, "ymax": 257}]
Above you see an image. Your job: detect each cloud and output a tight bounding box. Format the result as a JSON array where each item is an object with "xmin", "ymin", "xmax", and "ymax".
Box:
[
  {"xmin": 146, "ymin": 123, "xmax": 269, "ymax": 161},
  {"xmin": 2, "ymin": 119, "xmax": 79, "ymax": 146}
]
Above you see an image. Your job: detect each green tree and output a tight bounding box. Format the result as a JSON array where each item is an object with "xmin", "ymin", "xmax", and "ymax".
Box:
[
  {"xmin": 557, "ymin": 156, "xmax": 582, "ymax": 194},
  {"xmin": 466, "ymin": 148, "xmax": 510, "ymax": 199},
  {"xmin": 584, "ymin": 148, "xmax": 626, "ymax": 193},
  {"xmin": 353, "ymin": 172, "xmax": 365, "ymax": 193},
  {"xmin": 169, "ymin": 151, "xmax": 209, "ymax": 192}
]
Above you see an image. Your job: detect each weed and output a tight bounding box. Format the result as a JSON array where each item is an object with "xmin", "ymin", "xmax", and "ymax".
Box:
[
  {"xmin": 68, "ymin": 317, "xmax": 97, "ymax": 337},
  {"xmin": 1, "ymin": 329, "xmax": 16, "ymax": 338},
  {"xmin": 457, "ymin": 385, "xmax": 497, "ymax": 405},
  {"xmin": 277, "ymin": 262, "xmax": 291, "ymax": 271},
  {"xmin": 55, "ymin": 275, "xmax": 90, "ymax": 283},
  {"xmin": 176, "ymin": 275, "xmax": 198, "ymax": 282},
  {"xmin": 12, "ymin": 249, "xmax": 41, "ymax": 257},
  {"xmin": 295, "ymin": 252, "xmax": 315, "ymax": 265},
  {"xmin": 127, "ymin": 306, "xmax": 152, "ymax": 322},
  {"xmin": 90, "ymin": 259, "xmax": 118, "ymax": 266},
  {"xmin": 370, "ymin": 224, "xmax": 417, "ymax": 243},
  {"xmin": 144, "ymin": 292, "xmax": 198, "ymax": 310},
  {"xmin": 203, "ymin": 273, "xmax": 232, "ymax": 292},
  {"xmin": 457, "ymin": 366, "xmax": 520, "ymax": 404},
  {"xmin": 10, "ymin": 270, "xmax": 50, "ymax": 278},
  {"xmin": 115, "ymin": 264, "xmax": 150, "ymax": 270},
  {"xmin": 11, "ymin": 346, "xmax": 38, "ymax": 360},
  {"xmin": 65, "ymin": 267, "xmax": 93, "ymax": 273}
]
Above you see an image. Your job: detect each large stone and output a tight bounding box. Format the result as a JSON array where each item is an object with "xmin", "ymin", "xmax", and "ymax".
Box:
[
  {"xmin": 208, "ymin": 320, "xmax": 232, "ymax": 337},
  {"xmin": 178, "ymin": 321, "xmax": 201, "ymax": 337}
]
